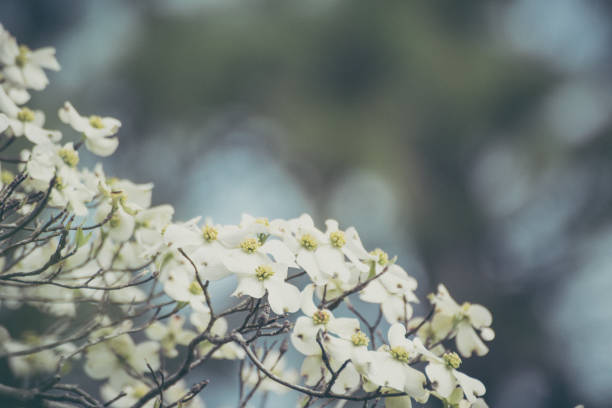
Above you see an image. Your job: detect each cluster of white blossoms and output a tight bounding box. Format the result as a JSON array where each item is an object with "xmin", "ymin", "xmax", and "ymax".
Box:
[{"xmin": 0, "ymin": 25, "xmax": 494, "ymax": 408}]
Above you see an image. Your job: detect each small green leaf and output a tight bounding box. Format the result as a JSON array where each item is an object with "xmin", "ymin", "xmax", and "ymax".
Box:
[{"xmin": 75, "ymin": 227, "xmax": 92, "ymax": 248}]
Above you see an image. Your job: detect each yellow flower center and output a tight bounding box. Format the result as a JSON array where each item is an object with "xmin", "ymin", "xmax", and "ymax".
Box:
[
  {"xmin": 350, "ymin": 331, "xmax": 369, "ymax": 347},
  {"xmin": 202, "ymin": 225, "xmax": 218, "ymax": 242},
  {"xmin": 17, "ymin": 107, "xmax": 35, "ymax": 122},
  {"xmin": 255, "ymin": 217, "xmax": 269, "ymax": 226},
  {"xmin": 240, "ymin": 238, "xmax": 260, "ymax": 254},
  {"xmin": 54, "ymin": 175, "xmax": 65, "ymax": 191},
  {"xmin": 58, "ymin": 147, "xmax": 79, "ymax": 167},
  {"xmin": 15, "ymin": 45, "xmax": 29, "ymax": 68},
  {"xmin": 312, "ymin": 309, "xmax": 330, "ymax": 325},
  {"xmin": 443, "ymin": 352, "xmax": 462, "ymax": 369},
  {"xmin": 1, "ymin": 170, "xmax": 14, "ymax": 185},
  {"xmin": 255, "ymin": 265, "xmax": 275, "ymax": 281},
  {"xmin": 390, "ymin": 346, "xmax": 411, "ymax": 363},
  {"xmin": 300, "ymin": 234, "xmax": 318, "ymax": 251},
  {"xmin": 109, "ymin": 213, "xmax": 121, "ymax": 228},
  {"xmin": 457, "ymin": 302, "xmax": 472, "ymax": 322},
  {"xmin": 330, "ymin": 231, "xmax": 346, "ymax": 248},
  {"xmin": 370, "ymin": 248, "xmax": 389, "ymax": 266},
  {"xmin": 189, "ymin": 280, "xmax": 203, "ymax": 295},
  {"xmin": 89, "ymin": 115, "xmax": 104, "ymax": 129}
]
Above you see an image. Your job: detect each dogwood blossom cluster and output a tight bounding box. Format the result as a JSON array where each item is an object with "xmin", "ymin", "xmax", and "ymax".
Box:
[{"xmin": 0, "ymin": 25, "xmax": 494, "ymax": 408}]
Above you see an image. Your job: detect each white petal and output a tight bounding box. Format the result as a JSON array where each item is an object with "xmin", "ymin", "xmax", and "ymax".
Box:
[
  {"xmin": 382, "ymin": 295, "xmax": 412, "ymax": 324},
  {"xmin": 190, "ymin": 309, "xmax": 212, "ymax": 331},
  {"xmin": 290, "ymin": 316, "xmax": 320, "ymax": 356},
  {"xmin": 315, "ymin": 246, "xmax": 346, "ymax": 272},
  {"xmin": 388, "ymin": 323, "xmax": 407, "ymax": 348},
  {"xmin": 266, "ymin": 280, "xmax": 300, "ymax": 314},
  {"xmin": 163, "ymin": 223, "xmax": 203, "ymax": 248},
  {"xmin": 480, "ymin": 327, "xmax": 495, "ymax": 341},
  {"xmin": 130, "ymin": 341, "xmax": 160, "ymax": 373},
  {"xmin": 344, "ymin": 227, "xmax": 370, "ymax": 259},
  {"xmin": 85, "ymin": 135, "xmax": 118, "ymax": 157},
  {"xmin": 109, "ymin": 210, "xmax": 135, "ymax": 242},
  {"xmin": 84, "ymin": 346, "xmax": 118, "ymax": 379},
  {"xmin": 431, "ymin": 313, "xmax": 454, "ymax": 339},
  {"xmin": 402, "ymin": 365, "xmax": 429, "ymax": 402},
  {"xmin": 328, "ymin": 317, "xmax": 360, "ymax": 338},
  {"xmin": 23, "ymin": 64, "xmax": 48, "ymax": 90},
  {"xmin": 26, "ymin": 156, "xmax": 53, "ymax": 182},
  {"xmin": 467, "ymin": 304, "xmax": 492, "ymax": 328},
  {"xmin": 261, "ymin": 239, "xmax": 296, "ymax": 267},
  {"xmin": 145, "ymin": 321, "xmax": 167, "ymax": 341},
  {"xmin": 456, "ymin": 324, "xmax": 488, "ymax": 358},
  {"xmin": 425, "ymin": 363, "xmax": 456, "ymax": 399},
  {"xmin": 201, "ymin": 262, "xmax": 231, "ymax": 281},
  {"xmin": 58, "ymin": 102, "xmax": 89, "ymax": 132},
  {"xmin": 297, "ymin": 250, "xmax": 325, "ymax": 285},
  {"xmin": 454, "ymin": 371, "xmax": 486, "ymax": 402},
  {"xmin": 301, "ymin": 355, "xmax": 327, "ymax": 386},
  {"xmin": 300, "ymin": 283, "xmax": 318, "ymax": 316},
  {"xmin": 368, "ymin": 353, "xmax": 406, "ymax": 391},
  {"xmin": 331, "ymin": 363, "xmax": 360, "ymax": 394},
  {"xmin": 8, "ymin": 87, "xmax": 30, "ymax": 104},
  {"xmin": 30, "ymin": 47, "xmax": 60, "ymax": 70},
  {"xmin": 3, "ymin": 66, "xmax": 24, "ymax": 89},
  {"xmin": 324, "ymin": 219, "xmax": 339, "ymax": 233},
  {"xmin": 232, "ymin": 276, "xmax": 265, "ymax": 299},
  {"xmin": 223, "ymin": 252, "xmax": 259, "ymax": 275},
  {"xmin": 0, "ymin": 87, "xmax": 19, "ymax": 117},
  {"xmin": 359, "ymin": 279, "xmax": 387, "ymax": 303},
  {"xmin": 23, "ymin": 123, "xmax": 52, "ymax": 144}
]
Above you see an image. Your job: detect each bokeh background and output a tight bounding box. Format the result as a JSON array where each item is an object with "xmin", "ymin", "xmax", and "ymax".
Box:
[{"xmin": 2, "ymin": 0, "xmax": 612, "ymax": 407}]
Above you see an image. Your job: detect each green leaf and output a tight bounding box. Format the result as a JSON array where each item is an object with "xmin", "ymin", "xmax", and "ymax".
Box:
[{"xmin": 75, "ymin": 227, "xmax": 92, "ymax": 248}]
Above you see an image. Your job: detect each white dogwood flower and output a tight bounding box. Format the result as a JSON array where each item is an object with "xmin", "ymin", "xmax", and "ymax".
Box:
[
  {"xmin": 0, "ymin": 87, "xmax": 61, "ymax": 143},
  {"xmin": 219, "ymin": 218, "xmax": 297, "ymax": 270},
  {"xmin": 322, "ymin": 328, "xmax": 373, "ymax": 377},
  {"xmin": 428, "ymin": 284, "xmax": 494, "ymax": 357},
  {"xmin": 291, "ymin": 284, "xmax": 360, "ymax": 355},
  {"xmin": 4, "ymin": 333, "xmax": 75, "ymax": 378},
  {"xmin": 24, "ymin": 141, "xmax": 79, "ymax": 182},
  {"xmin": 360, "ymin": 263, "xmax": 419, "ymax": 324},
  {"xmin": 0, "ymin": 25, "xmax": 60, "ymax": 90},
  {"xmin": 300, "ymin": 350, "xmax": 361, "ymax": 395},
  {"xmin": 413, "ymin": 339, "xmax": 486, "ymax": 403},
  {"xmin": 146, "ymin": 315, "xmax": 196, "ymax": 358},
  {"xmin": 162, "ymin": 265, "xmax": 208, "ymax": 313},
  {"xmin": 2, "ymin": 81, "xmax": 30, "ymax": 104},
  {"xmin": 59, "ymin": 101, "xmax": 120, "ymax": 156},
  {"xmin": 367, "ymin": 324, "xmax": 429, "ymax": 403},
  {"xmin": 96, "ymin": 203, "xmax": 135, "ymax": 242},
  {"xmin": 135, "ymin": 204, "xmax": 175, "ymax": 257},
  {"xmin": 84, "ymin": 334, "xmax": 160, "ymax": 381},
  {"xmin": 323, "ymin": 219, "xmax": 370, "ymax": 272},
  {"xmin": 224, "ymin": 256, "xmax": 300, "ymax": 315},
  {"xmin": 162, "ymin": 219, "xmax": 232, "ymax": 281}
]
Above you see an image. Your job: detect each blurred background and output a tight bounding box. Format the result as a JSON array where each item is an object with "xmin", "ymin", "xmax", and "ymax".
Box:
[{"xmin": 2, "ymin": 0, "xmax": 612, "ymax": 406}]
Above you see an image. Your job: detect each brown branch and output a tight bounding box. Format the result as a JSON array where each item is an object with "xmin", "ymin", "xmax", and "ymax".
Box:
[{"xmin": 233, "ymin": 333, "xmax": 408, "ymax": 402}]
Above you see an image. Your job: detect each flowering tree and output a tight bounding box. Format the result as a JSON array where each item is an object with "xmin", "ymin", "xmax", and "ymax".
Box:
[{"xmin": 0, "ymin": 25, "xmax": 494, "ymax": 408}]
